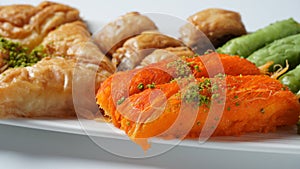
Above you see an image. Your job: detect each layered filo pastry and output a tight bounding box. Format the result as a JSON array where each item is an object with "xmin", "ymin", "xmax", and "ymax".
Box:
[
  {"xmin": 93, "ymin": 12, "xmax": 195, "ymax": 71},
  {"xmin": 179, "ymin": 8, "xmax": 247, "ymax": 54},
  {"xmin": 0, "ymin": 2, "xmax": 115, "ymax": 119},
  {"xmin": 93, "ymin": 12, "xmax": 158, "ymax": 57}
]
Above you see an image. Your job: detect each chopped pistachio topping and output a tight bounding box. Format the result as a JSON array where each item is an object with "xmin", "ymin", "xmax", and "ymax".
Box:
[
  {"xmin": 187, "ymin": 61, "xmax": 194, "ymax": 66},
  {"xmin": 182, "ymin": 81, "xmax": 212, "ymax": 106},
  {"xmin": 199, "ymin": 79, "xmax": 211, "ymax": 91},
  {"xmin": 167, "ymin": 59, "xmax": 191, "ymax": 77},
  {"xmin": 214, "ymin": 73, "xmax": 226, "ymax": 79},
  {"xmin": 194, "ymin": 65, "xmax": 201, "ymax": 72},
  {"xmin": 117, "ymin": 96, "xmax": 126, "ymax": 105},
  {"xmin": 0, "ymin": 37, "xmax": 46, "ymax": 70},
  {"xmin": 212, "ymin": 93, "xmax": 220, "ymax": 99},
  {"xmin": 182, "ymin": 84, "xmax": 201, "ymax": 104},
  {"xmin": 147, "ymin": 82, "xmax": 156, "ymax": 89},
  {"xmin": 137, "ymin": 83, "xmax": 144, "ymax": 90},
  {"xmin": 211, "ymin": 83, "xmax": 219, "ymax": 92},
  {"xmin": 182, "ymin": 54, "xmax": 199, "ymax": 59}
]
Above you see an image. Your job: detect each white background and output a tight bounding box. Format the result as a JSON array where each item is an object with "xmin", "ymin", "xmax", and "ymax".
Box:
[
  {"xmin": 0, "ymin": 0, "xmax": 300, "ymax": 168},
  {"xmin": 1, "ymin": 0, "xmax": 300, "ymax": 32}
]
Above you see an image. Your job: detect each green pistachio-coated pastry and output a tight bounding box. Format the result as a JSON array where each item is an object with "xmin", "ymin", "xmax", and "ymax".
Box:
[
  {"xmin": 247, "ymin": 33, "xmax": 300, "ymax": 72},
  {"xmin": 279, "ymin": 64, "xmax": 300, "ymax": 94},
  {"xmin": 217, "ymin": 18, "xmax": 300, "ymax": 57}
]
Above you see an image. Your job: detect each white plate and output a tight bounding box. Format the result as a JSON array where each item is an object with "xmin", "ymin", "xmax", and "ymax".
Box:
[
  {"xmin": 0, "ymin": 119, "xmax": 300, "ymax": 155},
  {"xmin": 1, "ymin": 0, "xmax": 300, "ymax": 157}
]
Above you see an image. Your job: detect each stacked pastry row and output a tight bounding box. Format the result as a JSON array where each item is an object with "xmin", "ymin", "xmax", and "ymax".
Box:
[
  {"xmin": 0, "ymin": 1, "xmax": 115, "ymax": 119},
  {"xmin": 93, "ymin": 9, "xmax": 246, "ymax": 71},
  {"xmin": 0, "ymin": 1, "xmax": 246, "ymax": 119}
]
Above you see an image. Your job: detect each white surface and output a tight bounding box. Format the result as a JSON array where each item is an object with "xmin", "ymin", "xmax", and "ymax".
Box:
[
  {"xmin": 1, "ymin": 0, "xmax": 300, "ymax": 32},
  {"xmin": 1, "ymin": 0, "xmax": 300, "ymax": 168},
  {"xmin": 1, "ymin": 119, "xmax": 300, "ymax": 155},
  {"xmin": 0, "ymin": 124, "xmax": 300, "ymax": 169}
]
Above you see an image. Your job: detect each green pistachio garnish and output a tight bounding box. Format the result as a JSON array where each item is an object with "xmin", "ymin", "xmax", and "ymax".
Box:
[
  {"xmin": 147, "ymin": 82, "xmax": 156, "ymax": 89},
  {"xmin": 137, "ymin": 83, "xmax": 144, "ymax": 90},
  {"xmin": 117, "ymin": 96, "xmax": 126, "ymax": 105},
  {"xmin": 167, "ymin": 59, "xmax": 191, "ymax": 77},
  {"xmin": 182, "ymin": 82, "xmax": 211, "ymax": 106},
  {"xmin": 0, "ymin": 37, "xmax": 46, "ymax": 71}
]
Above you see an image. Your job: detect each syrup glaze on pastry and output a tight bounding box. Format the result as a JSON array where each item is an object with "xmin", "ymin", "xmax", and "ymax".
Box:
[
  {"xmin": 93, "ymin": 12, "xmax": 158, "ymax": 57},
  {"xmin": 0, "ymin": 2, "xmax": 115, "ymax": 119},
  {"xmin": 0, "ymin": 1, "xmax": 81, "ymax": 50},
  {"xmin": 0, "ymin": 57, "xmax": 76, "ymax": 118},
  {"xmin": 112, "ymin": 31, "xmax": 184, "ymax": 71},
  {"xmin": 180, "ymin": 8, "xmax": 247, "ymax": 53}
]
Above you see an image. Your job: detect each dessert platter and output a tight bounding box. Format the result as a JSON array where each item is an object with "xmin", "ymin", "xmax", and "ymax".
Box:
[{"xmin": 0, "ymin": 0, "xmax": 299, "ymax": 157}]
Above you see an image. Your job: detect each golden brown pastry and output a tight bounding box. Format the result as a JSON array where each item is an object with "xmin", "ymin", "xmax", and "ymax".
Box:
[
  {"xmin": 0, "ymin": 2, "xmax": 115, "ymax": 119},
  {"xmin": 40, "ymin": 21, "xmax": 115, "ymax": 88},
  {"xmin": 93, "ymin": 12, "xmax": 158, "ymax": 57},
  {"xmin": 112, "ymin": 31, "xmax": 184, "ymax": 71},
  {"xmin": 0, "ymin": 56, "xmax": 110, "ymax": 119},
  {"xmin": 0, "ymin": 57, "xmax": 76, "ymax": 118},
  {"xmin": 137, "ymin": 46, "xmax": 195, "ymax": 68},
  {"xmin": 41, "ymin": 21, "xmax": 91, "ymax": 58},
  {"xmin": 180, "ymin": 8, "xmax": 247, "ymax": 52},
  {"xmin": 0, "ymin": 1, "xmax": 81, "ymax": 50}
]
